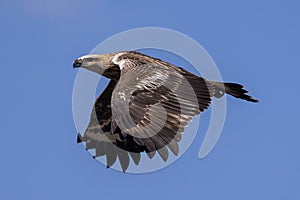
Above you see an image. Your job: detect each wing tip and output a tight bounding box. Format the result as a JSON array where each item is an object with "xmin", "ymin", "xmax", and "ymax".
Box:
[{"xmin": 77, "ymin": 133, "xmax": 83, "ymax": 143}]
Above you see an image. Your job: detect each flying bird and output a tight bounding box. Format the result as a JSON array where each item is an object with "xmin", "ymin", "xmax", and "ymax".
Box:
[{"xmin": 73, "ymin": 51, "xmax": 258, "ymax": 172}]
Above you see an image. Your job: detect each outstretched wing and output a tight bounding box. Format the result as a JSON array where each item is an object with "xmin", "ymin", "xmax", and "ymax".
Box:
[
  {"xmin": 111, "ymin": 53, "xmax": 212, "ymax": 161},
  {"xmin": 77, "ymin": 80, "xmax": 143, "ymax": 172}
]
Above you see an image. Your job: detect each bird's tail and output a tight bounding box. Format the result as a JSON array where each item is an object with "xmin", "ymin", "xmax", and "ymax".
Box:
[{"xmin": 210, "ymin": 81, "xmax": 259, "ymax": 102}]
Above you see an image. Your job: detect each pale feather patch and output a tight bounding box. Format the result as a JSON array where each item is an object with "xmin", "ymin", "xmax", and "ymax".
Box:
[
  {"xmin": 79, "ymin": 54, "xmax": 98, "ymax": 60},
  {"xmin": 112, "ymin": 52, "xmax": 127, "ymax": 70}
]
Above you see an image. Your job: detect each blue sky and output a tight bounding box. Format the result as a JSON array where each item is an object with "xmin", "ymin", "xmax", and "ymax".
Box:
[{"xmin": 1, "ymin": 0, "xmax": 299, "ymax": 199}]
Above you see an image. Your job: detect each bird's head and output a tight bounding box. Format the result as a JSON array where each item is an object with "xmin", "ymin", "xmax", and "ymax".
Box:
[{"xmin": 73, "ymin": 54, "xmax": 119, "ymax": 78}]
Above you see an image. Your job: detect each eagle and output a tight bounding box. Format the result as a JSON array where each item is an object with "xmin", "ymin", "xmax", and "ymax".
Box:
[{"xmin": 73, "ymin": 51, "xmax": 258, "ymax": 172}]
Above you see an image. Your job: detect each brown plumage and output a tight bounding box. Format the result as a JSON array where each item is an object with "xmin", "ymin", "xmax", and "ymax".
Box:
[{"xmin": 73, "ymin": 51, "xmax": 258, "ymax": 172}]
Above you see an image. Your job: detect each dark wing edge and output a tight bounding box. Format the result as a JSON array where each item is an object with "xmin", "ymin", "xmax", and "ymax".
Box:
[{"xmin": 76, "ymin": 80, "xmax": 144, "ymax": 172}]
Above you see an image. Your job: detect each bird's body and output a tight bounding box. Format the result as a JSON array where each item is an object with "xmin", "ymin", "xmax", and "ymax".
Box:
[{"xmin": 73, "ymin": 51, "xmax": 258, "ymax": 171}]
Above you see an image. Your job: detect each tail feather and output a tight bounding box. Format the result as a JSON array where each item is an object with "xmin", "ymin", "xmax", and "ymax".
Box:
[{"xmin": 211, "ymin": 82, "xmax": 259, "ymax": 102}]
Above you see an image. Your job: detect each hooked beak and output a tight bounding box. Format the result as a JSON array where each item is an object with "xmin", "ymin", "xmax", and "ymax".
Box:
[{"xmin": 73, "ymin": 58, "xmax": 83, "ymax": 68}]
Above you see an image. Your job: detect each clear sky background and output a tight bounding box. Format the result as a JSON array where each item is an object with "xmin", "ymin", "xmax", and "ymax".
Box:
[{"xmin": 1, "ymin": 0, "xmax": 299, "ymax": 199}]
